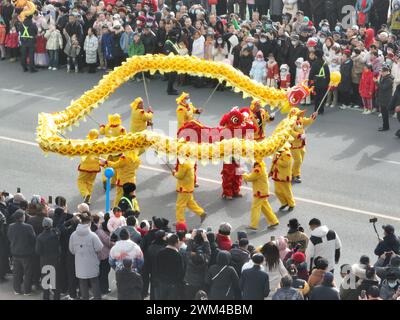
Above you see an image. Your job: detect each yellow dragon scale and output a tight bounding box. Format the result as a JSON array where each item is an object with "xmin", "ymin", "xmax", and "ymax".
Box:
[{"xmin": 36, "ymin": 54, "xmax": 298, "ymax": 161}]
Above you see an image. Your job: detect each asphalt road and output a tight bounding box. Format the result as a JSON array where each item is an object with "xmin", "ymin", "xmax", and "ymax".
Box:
[{"xmin": 1, "ymin": 61, "xmax": 400, "ymax": 299}]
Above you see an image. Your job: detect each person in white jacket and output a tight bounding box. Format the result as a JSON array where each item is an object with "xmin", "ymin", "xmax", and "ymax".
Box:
[
  {"xmin": 391, "ymin": 53, "xmax": 400, "ymax": 95},
  {"xmin": 306, "ymin": 218, "xmax": 342, "ymax": 274},
  {"xmin": 261, "ymin": 242, "xmax": 289, "ymax": 298},
  {"xmin": 107, "ymin": 207, "xmax": 127, "ymax": 233},
  {"xmin": 192, "ymin": 30, "xmax": 205, "ymax": 87},
  {"xmin": 109, "ymin": 228, "xmax": 144, "ymax": 272},
  {"xmin": 69, "ymin": 213, "xmax": 104, "ymax": 300},
  {"xmin": 44, "ymin": 24, "xmax": 63, "ymax": 70},
  {"xmin": 84, "ymin": 27, "xmax": 98, "ymax": 73}
]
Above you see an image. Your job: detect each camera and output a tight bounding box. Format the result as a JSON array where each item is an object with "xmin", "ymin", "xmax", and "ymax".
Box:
[{"xmin": 369, "ymin": 217, "xmax": 378, "ymax": 223}]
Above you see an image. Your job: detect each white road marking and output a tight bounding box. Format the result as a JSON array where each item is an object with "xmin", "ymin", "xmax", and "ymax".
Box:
[
  {"xmin": 1, "ymin": 135, "xmax": 400, "ymax": 222},
  {"xmin": 372, "ymin": 157, "xmax": 400, "ymax": 166},
  {"xmin": 1, "ymin": 88, "xmax": 61, "ymax": 101},
  {"xmin": 0, "ymin": 135, "xmax": 37, "ymax": 146}
]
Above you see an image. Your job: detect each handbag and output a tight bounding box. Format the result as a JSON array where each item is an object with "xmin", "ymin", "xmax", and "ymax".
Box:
[{"xmin": 211, "ymin": 265, "xmax": 232, "ymax": 297}]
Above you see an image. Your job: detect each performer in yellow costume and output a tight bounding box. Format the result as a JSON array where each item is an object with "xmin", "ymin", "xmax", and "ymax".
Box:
[
  {"xmin": 173, "ymin": 161, "xmax": 206, "ymax": 223},
  {"xmin": 269, "ymin": 144, "xmax": 296, "ymax": 211},
  {"xmin": 243, "ymin": 161, "xmax": 279, "ymax": 230},
  {"xmin": 176, "ymin": 92, "xmax": 203, "ymax": 130},
  {"xmin": 130, "ymin": 97, "xmax": 153, "ymax": 133},
  {"xmin": 130, "ymin": 97, "xmax": 154, "ymax": 156},
  {"xmin": 99, "ymin": 113, "xmax": 127, "ymax": 189},
  {"xmin": 105, "ymin": 151, "xmax": 141, "ymax": 206},
  {"xmin": 77, "ymin": 129, "xmax": 102, "ymax": 205},
  {"xmin": 248, "ymin": 100, "xmax": 275, "ymax": 141},
  {"xmin": 290, "ymin": 108, "xmax": 317, "ymax": 183}
]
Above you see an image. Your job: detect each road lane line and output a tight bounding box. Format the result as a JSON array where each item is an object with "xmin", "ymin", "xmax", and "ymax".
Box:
[
  {"xmin": 0, "ymin": 135, "xmax": 38, "ymax": 146},
  {"xmin": 372, "ymin": 157, "xmax": 400, "ymax": 166},
  {"xmin": 1, "ymin": 88, "xmax": 61, "ymax": 101},
  {"xmin": 1, "ymin": 135, "xmax": 400, "ymax": 222}
]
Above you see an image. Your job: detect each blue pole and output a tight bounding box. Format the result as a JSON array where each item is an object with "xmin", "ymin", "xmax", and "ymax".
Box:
[{"xmin": 104, "ymin": 168, "xmax": 115, "ymax": 213}]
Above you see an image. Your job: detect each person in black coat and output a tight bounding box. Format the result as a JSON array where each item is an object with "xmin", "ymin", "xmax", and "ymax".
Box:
[
  {"xmin": 60, "ymin": 216, "xmax": 80, "ymax": 299},
  {"xmin": 7, "ymin": 209, "xmax": 36, "ymax": 295},
  {"xmin": 0, "ymin": 212, "xmax": 10, "ymax": 281},
  {"xmin": 238, "ymin": 47, "xmax": 254, "ymax": 76},
  {"xmin": 374, "ymin": 225, "xmax": 400, "ymax": 257},
  {"xmin": 258, "ymin": 34, "xmax": 278, "ymax": 61},
  {"xmin": 154, "ymin": 234, "xmax": 185, "ymax": 300},
  {"xmin": 376, "ymin": 65, "xmax": 394, "ymax": 131},
  {"xmin": 338, "ymin": 51, "xmax": 354, "ymax": 107},
  {"xmin": 117, "ymin": 258, "xmax": 143, "ymax": 300},
  {"xmin": 309, "ymin": 49, "xmax": 330, "ymax": 114},
  {"xmin": 230, "ymin": 238, "xmax": 250, "ymax": 276},
  {"xmin": 184, "ymin": 231, "xmax": 211, "ymax": 299},
  {"xmin": 255, "ymin": 0, "xmax": 270, "ymax": 16},
  {"xmin": 141, "ymin": 27, "xmax": 157, "ymax": 54},
  {"xmin": 35, "ymin": 218, "xmax": 62, "ymax": 300},
  {"xmin": 387, "ymin": 84, "xmax": 400, "ymax": 138},
  {"xmin": 205, "ymin": 250, "xmax": 241, "ymax": 300},
  {"xmin": 141, "ymin": 230, "xmax": 167, "ymax": 299},
  {"xmin": 15, "ymin": 16, "xmax": 38, "ymax": 73},
  {"xmin": 288, "ymin": 35, "xmax": 308, "ymax": 86},
  {"xmin": 239, "ymin": 254, "xmax": 270, "ymax": 300},
  {"xmin": 163, "ymin": 32, "xmax": 180, "ymax": 95}
]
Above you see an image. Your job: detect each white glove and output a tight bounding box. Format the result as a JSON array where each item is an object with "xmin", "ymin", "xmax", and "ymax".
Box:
[
  {"xmin": 237, "ymin": 167, "xmax": 247, "ymax": 175},
  {"xmin": 147, "ymin": 106, "xmax": 153, "ymax": 113},
  {"xmin": 300, "ymin": 133, "xmax": 306, "ymax": 140},
  {"xmin": 270, "ymin": 112, "xmax": 276, "ymax": 120}
]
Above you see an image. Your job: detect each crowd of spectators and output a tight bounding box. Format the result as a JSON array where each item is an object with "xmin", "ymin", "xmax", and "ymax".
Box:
[{"xmin": 1, "ymin": 190, "xmax": 400, "ymax": 300}]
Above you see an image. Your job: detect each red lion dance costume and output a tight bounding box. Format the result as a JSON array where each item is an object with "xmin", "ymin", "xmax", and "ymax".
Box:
[{"xmin": 177, "ymin": 107, "xmax": 256, "ymax": 200}]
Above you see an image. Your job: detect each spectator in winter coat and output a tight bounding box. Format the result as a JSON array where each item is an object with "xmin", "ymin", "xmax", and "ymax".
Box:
[
  {"xmin": 285, "ymin": 251, "xmax": 309, "ymax": 281},
  {"xmin": 359, "ymin": 64, "xmax": 376, "ymax": 114},
  {"xmin": 376, "ymin": 65, "xmax": 394, "ymax": 131},
  {"xmin": 286, "ymin": 218, "xmax": 309, "ymax": 253},
  {"xmin": 154, "ymin": 234, "xmax": 185, "ymax": 300},
  {"xmin": 276, "ymin": 236, "xmax": 291, "ymax": 262},
  {"xmin": 84, "ymin": 28, "xmax": 98, "ymax": 73},
  {"xmin": 240, "ymin": 253, "xmax": 270, "ymax": 300},
  {"xmin": 238, "ymin": 47, "xmax": 254, "ymax": 76},
  {"xmin": 375, "ymin": 253, "xmax": 400, "ymax": 282},
  {"xmin": 338, "ymin": 50, "xmax": 354, "ymax": 109},
  {"xmin": 306, "ymin": 218, "xmax": 342, "ymax": 273},
  {"xmin": 68, "ymin": 213, "xmax": 103, "ymax": 300},
  {"xmin": 128, "ymin": 32, "xmax": 145, "ymax": 57},
  {"xmin": 35, "ymin": 218, "xmax": 61, "ymax": 300},
  {"xmin": 375, "ymin": 224, "xmax": 400, "ymax": 257},
  {"xmin": 309, "ymin": 272, "xmax": 340, "ymax": 300},
  {"xmin": 356, "ymin": 266, "xmax": 380, "ymax": 299},
  {"xmin": 380, "ymin": 272, "xmax": 400, "ymax": 300},
  {"xmin": 184, "ymin": 230, "xmax": 211, "ymax": 299},
  {"xmin": 216, "ymin": 222, "xmax": 233, "ymax": 251},
  {"xmin": 93, "ymin": 215, "xmax": 113, "ymax": 295},
  {"xmin": 287, "ymin": 264, "xmax": 310, "ymax": 297},
  {"xmin": 116, "ymin": 258, "xmax": 143, "ymax": 300},
  {"xmin": 107, "ymin": 207, "xmax": 127, "ymax": 233},
  {"xmin": 5, "ymin": 25, "xmax": 19, "ymax": 62},
  {"xmin": 63, "ymin": 30, "xmax": 81, "ymax": 73},
  {"xmin": 109, "ymin": 228, "xmax": 144, "ymax": 272},
  {"xmin": 141, "ymin": 26, "xmax": 157, "ymax": 54},
  {"xmin": 261, "ymin": 241, "xmax": 289, "ymax": 294},
  {"xmin": 308, "ymin": 257, "xmax": 330, "ymax": 290},
  {"xmin": 112, "ymin": 215, "xmax": 142, "ymax": 244},
  {"xmin": 120, "ymin": 24, "xmax": 135, "ymax": 57},
  {"xmin": 44, "ymin": 24, "xmax": 63, "ymax": 70},
  {"xmin": 272, "ymin": 275, "xmax": 304, "ymax": 300},
  {"xmin": 230, "ymin": 238, "xmax": 250, "ymax": 276},
  {"xmin": 205, "ymin": 250, "xmax": 241, "ymax": 300},
  {"xmin": 142, "ymin": 230, "xmax": 167, "ymax": 299},
  {"xmin": 250, "ymin": 50, "xmax": 267, "ymax": 84},
  {"xmin": 7, "ymin": 209, "xmax": 36, "ymax": 295},
  {"xmin": 0, "ymin": 211, "xmax": 9, "ymax": 281}
]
